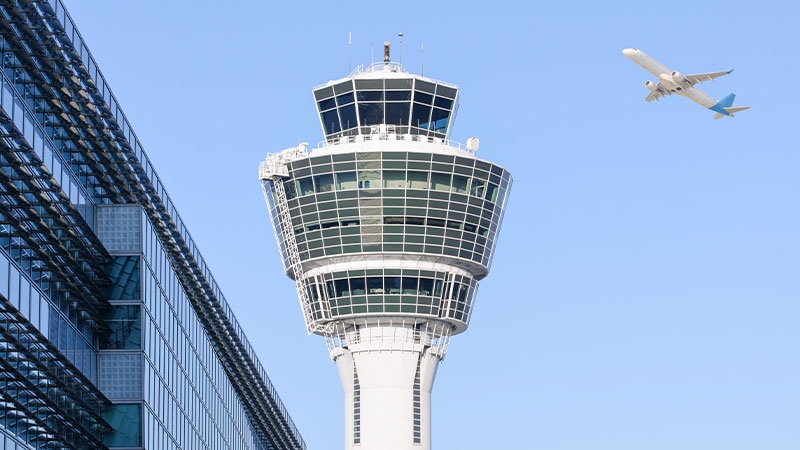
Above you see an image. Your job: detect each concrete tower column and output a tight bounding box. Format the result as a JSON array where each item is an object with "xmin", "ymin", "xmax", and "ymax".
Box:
[{"xmin": 333, "ymin": 327, "xmax": 441, "ymax": 450}]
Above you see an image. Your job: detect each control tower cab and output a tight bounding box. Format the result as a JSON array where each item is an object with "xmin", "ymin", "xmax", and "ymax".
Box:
[{"xmin": 260, "ymin": 43, "xmax": 512, "ymax": 450}]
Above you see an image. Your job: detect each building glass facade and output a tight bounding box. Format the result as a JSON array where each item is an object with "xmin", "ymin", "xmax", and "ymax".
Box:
[{"xmin": 0, "ymin": 1, "xmax": 304, "ymax": 449}]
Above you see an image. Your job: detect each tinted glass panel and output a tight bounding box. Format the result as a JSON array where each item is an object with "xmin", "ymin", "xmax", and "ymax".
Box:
[
  {"xmin": 350, "ymin": 278, "xmax": 366, "ymax": 295},
  {"xmin": 430, "ymin": 107, "xmax": 450, "ymax": 132},
  {"xmin": 411, "ymin": 103, "xmax": 431, "ymax": 129},
  {"xmin": 357, "ymin": 91, "xmax": 383, "ymax": 101},
  {"xmin": 102, "ymin": 404, "xmax": 142, "ymax": 447},
  {"xmin": 314, "ymin": 174, "xmax": 334, "ymax": 193},
  {"xmin": 321, "ymin": 109, "xmax": 341, "ymax": 134},
  {"xmin": 434, "ymin": 96, "xmax": 453, "ymax": 109},
  {"xmin": 435, "ymin": 84, "xmax": 458, "ymax": 98},
  {"xmin": 336, "ymin": 92, "xmax": 355, "ymax": 105},
  {"xmin": 298, "ymin": 177, "xmax": 314, "ymax": 196},
  {"xmin": 339, "ymin": 104, "xmax": 358, "ymax": 130},
  {"xmin": 355, "ymin": 79, "xmax": 384, "ymax": 89},
  {"xmin": 314, "ymin": 86, "xmax": 334, "ymax": 100},
  {"xmin": 358, "ymin": 103, "xmax": 384, "ymax": 125},
  {"xmin": 386, "ymin": 91, "xmax": 412, "ymax": 101},
  {"xmin": 334, "ymin": 81, "xmax": 354, "ymax": 94},
  {"xmin": 385, "ymin": 102, "xmax": 410, "ymax": 125},
  {"xmin": 383, "ymin": 170, "xmax": 406, "ymax": 188},
  {"xmin": 104, "ymin": 256, "xmax": 140, "ymax": 300},
  {"xmin": 100, "ymin": 305, "xmax": 141, "ymax": 349},
  {"xmin": 385, "ymin": 78, "xmax": 413, "ymax": 89},
  {"xmin": 415, "ymin": 80, "xmax": 435, "ymax": 93},
  {"xmin": 452, "ymin": 175, "xmax": 469, "ymax": 194},
  {"xmin": 318, "ymin": 97, "xmax": 336, "ymax": 111},
  {"xmin": 367, "ymin": 277, "xmax": 384, "ymax": 293},
  {"xmin": 336, "ymin": 171, "xmax": 358, "ymax": 189},
  {"xmin": 414, "ymin": 92, "xmax": 433, "ymax": 105},
  {"xmin": 431, "ymin": 173, "xmax": 452, "ymax": 191},
  {"xmin": 408, "ymin": 171, "xmax": 428, "ymax": 189},
  {"xmin": 385, "ymin": 276, "xmax": 401, "ymax": 294}
]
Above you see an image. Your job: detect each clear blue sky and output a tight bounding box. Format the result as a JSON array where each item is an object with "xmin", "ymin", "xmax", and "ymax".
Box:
[{"xmin": 67, "ymin": 1, "xmax": 798, "ymax": 449}]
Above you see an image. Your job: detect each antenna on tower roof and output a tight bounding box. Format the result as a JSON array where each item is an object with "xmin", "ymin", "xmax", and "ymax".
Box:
[
  {"xmin": 383, "ymin": 41, "xmax": 390, "ymax": 64},
  {"xmin": 420, "ymin": 43, "xmax": 424, "ymax": 76},
  {"xmin": 398, "ymin": 30, "xmax": 404, "ymax": 65},
  {"xmin": 348, "ymin": 32, "xmax": 352, "ymax": 74}
]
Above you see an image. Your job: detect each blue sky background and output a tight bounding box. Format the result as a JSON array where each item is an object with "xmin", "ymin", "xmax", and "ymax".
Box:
[{"xmin": 66, "ymin": 1, "xmax": 798, "ymax": 449}]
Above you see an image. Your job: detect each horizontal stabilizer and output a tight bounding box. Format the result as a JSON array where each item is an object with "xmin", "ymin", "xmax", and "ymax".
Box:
[{"xmin": 713, "ymin": 106, "xmax": 751, "ymax": 119}]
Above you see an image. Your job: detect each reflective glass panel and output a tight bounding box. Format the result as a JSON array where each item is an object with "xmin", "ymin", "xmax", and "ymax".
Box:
[
  {"xmin": 102, "ymin": 403, "xmax": 142, "ymax": 447},
  {"xmin": 321, "ymin": 109, "xmax": 341, "ymax": 134},
  {"xmin": 104, "ymin": 256, "xmax": 141, "ymax": 300},
  {"xmin": 385, "ymin": 102, "xmax": 410, "ymax": 125},
  {"xmin": 336, "ymin": 171, "xmax": 358, "ymax": 190},
  {"xmin": 314, "ymin": 174, "xmax": 334, "ymax": 193},
  {"xmin": 411, "ymin": 103, "xmax": 431, "ymax": 129},
  {"xmin": 358, "ymin": 103, "xmax": 383, "ymax": 126},
  {"xmin": 100, "ymin": 305, "xmax": 141, "ymax": 349},
  {"xmin": 339, "ymin": 104, "xmax": 358, "ymax": 131}
]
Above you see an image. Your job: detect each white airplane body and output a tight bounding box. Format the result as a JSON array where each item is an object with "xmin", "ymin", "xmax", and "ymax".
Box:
[{"xmin": 623, "ymin": 48, "xmax": 749, "ymax": 119}]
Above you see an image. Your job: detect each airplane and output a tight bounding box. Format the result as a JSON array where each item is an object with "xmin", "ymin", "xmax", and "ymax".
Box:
[{"xmin": 622, "ymin": 48, "xmax": 749, "ymax": 119}]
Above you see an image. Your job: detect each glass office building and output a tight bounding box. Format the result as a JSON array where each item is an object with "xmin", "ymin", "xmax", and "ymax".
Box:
[
  {"xmin": 0, "ymin": 1, "xmax": 305, "ymax": 449},
  {"xmin": 260, "ymin": 45, "xmax": 511, "ymax": 450}
]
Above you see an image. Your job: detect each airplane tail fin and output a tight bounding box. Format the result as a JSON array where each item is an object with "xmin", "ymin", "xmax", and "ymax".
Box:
[
  {"xmin": 718, "ymin": 93, "xmax": 736, "ymax": 108},
  {"xmin": 712, "ymin": 93, "xmax": 750, "ymax": 119}
]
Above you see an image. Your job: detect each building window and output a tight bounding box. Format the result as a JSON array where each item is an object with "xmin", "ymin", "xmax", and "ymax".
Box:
[
  {"xmin": 100, "ymin": 305, "xmax": 141, "ymax": 349},
  {"xmin": 102, "ymin": 403, "xmax": 142, "ymax": 447},
  {"xmin": 104, "ymin": 256, "xmax": 141, "ymax": 300}
]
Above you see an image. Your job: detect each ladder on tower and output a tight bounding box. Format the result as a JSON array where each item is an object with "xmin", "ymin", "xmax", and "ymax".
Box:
[{"xmin": 260, "ymin": 148, "xmax": 327, "ymax": 334}]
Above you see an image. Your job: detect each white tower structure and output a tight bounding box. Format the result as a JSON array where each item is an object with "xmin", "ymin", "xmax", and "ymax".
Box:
[{"xmin": 260, "ymin": 44, "xmax": 512, "ymax": 450}]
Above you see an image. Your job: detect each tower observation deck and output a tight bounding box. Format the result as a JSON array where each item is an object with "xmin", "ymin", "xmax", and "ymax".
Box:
[{"xmin": 260, "ymin": 44, "xmax": 512, "ymax": 450}]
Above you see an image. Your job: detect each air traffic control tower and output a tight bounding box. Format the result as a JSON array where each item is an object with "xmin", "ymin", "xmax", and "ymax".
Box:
[{"xmin": 259, "ymin": 44, "xmax": 512, "ymax": 450}]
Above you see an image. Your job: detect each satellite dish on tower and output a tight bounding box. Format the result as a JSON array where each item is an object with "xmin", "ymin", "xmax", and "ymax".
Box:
[{"xmin": 466, "ymin": 137, "xmax": 480, "ymax": 152}]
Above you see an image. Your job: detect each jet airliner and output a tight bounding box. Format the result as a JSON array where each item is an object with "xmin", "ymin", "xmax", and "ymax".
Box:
[{"xmin": 623, "ymin": 48, "xmax": 749, "ymax": 119}]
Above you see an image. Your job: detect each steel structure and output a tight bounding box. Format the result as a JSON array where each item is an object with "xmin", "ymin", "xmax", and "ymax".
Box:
[
  {"xmin": 0, "ymin": 1, "xmax": 305, "ymax": 449},
  {"xmin": 261, "ymin": 44, "xmax": 512, "ymax": 450}
]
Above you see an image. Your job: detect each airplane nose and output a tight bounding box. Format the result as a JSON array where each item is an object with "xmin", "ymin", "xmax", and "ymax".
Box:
[{"xmin": 622, "ymin": 48, "xmax": 637, "ymax": 56}]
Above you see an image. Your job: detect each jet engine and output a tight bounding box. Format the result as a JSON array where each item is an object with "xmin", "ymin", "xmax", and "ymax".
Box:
[
  {"xmin": 645, "ymin": 80, "xmax": 658, "ymax": 91},
  {"xmin": 671, "ymin": 71, "xmax": 683, "ymax": 81}
]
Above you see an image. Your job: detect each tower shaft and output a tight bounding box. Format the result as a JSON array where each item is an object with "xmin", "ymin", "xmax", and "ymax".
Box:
[{"xmin": 334, "ymin": 326, "xmax": 440, "ymax": 449}]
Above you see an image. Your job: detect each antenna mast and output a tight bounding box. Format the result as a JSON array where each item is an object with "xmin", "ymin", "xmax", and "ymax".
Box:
[
  {"xmin": 348, "ymin": 32, "xmax": 352, "ymax": 73},
  {"xmin": 398, "ymin": 30, "xmax": 403, "ymax": 65},
  {"xmin": 420, "ymin": 43, "xmax": 424, "ymax": 76}
]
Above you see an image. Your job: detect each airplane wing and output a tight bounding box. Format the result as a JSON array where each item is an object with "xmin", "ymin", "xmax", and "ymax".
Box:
[
  {"xmin": 684, "ymin": 70, "xmax": 733, "ymax": 85},
  {"xmin": 645, "ymin": 84, "xmax": 670, "ymax": 102}
]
